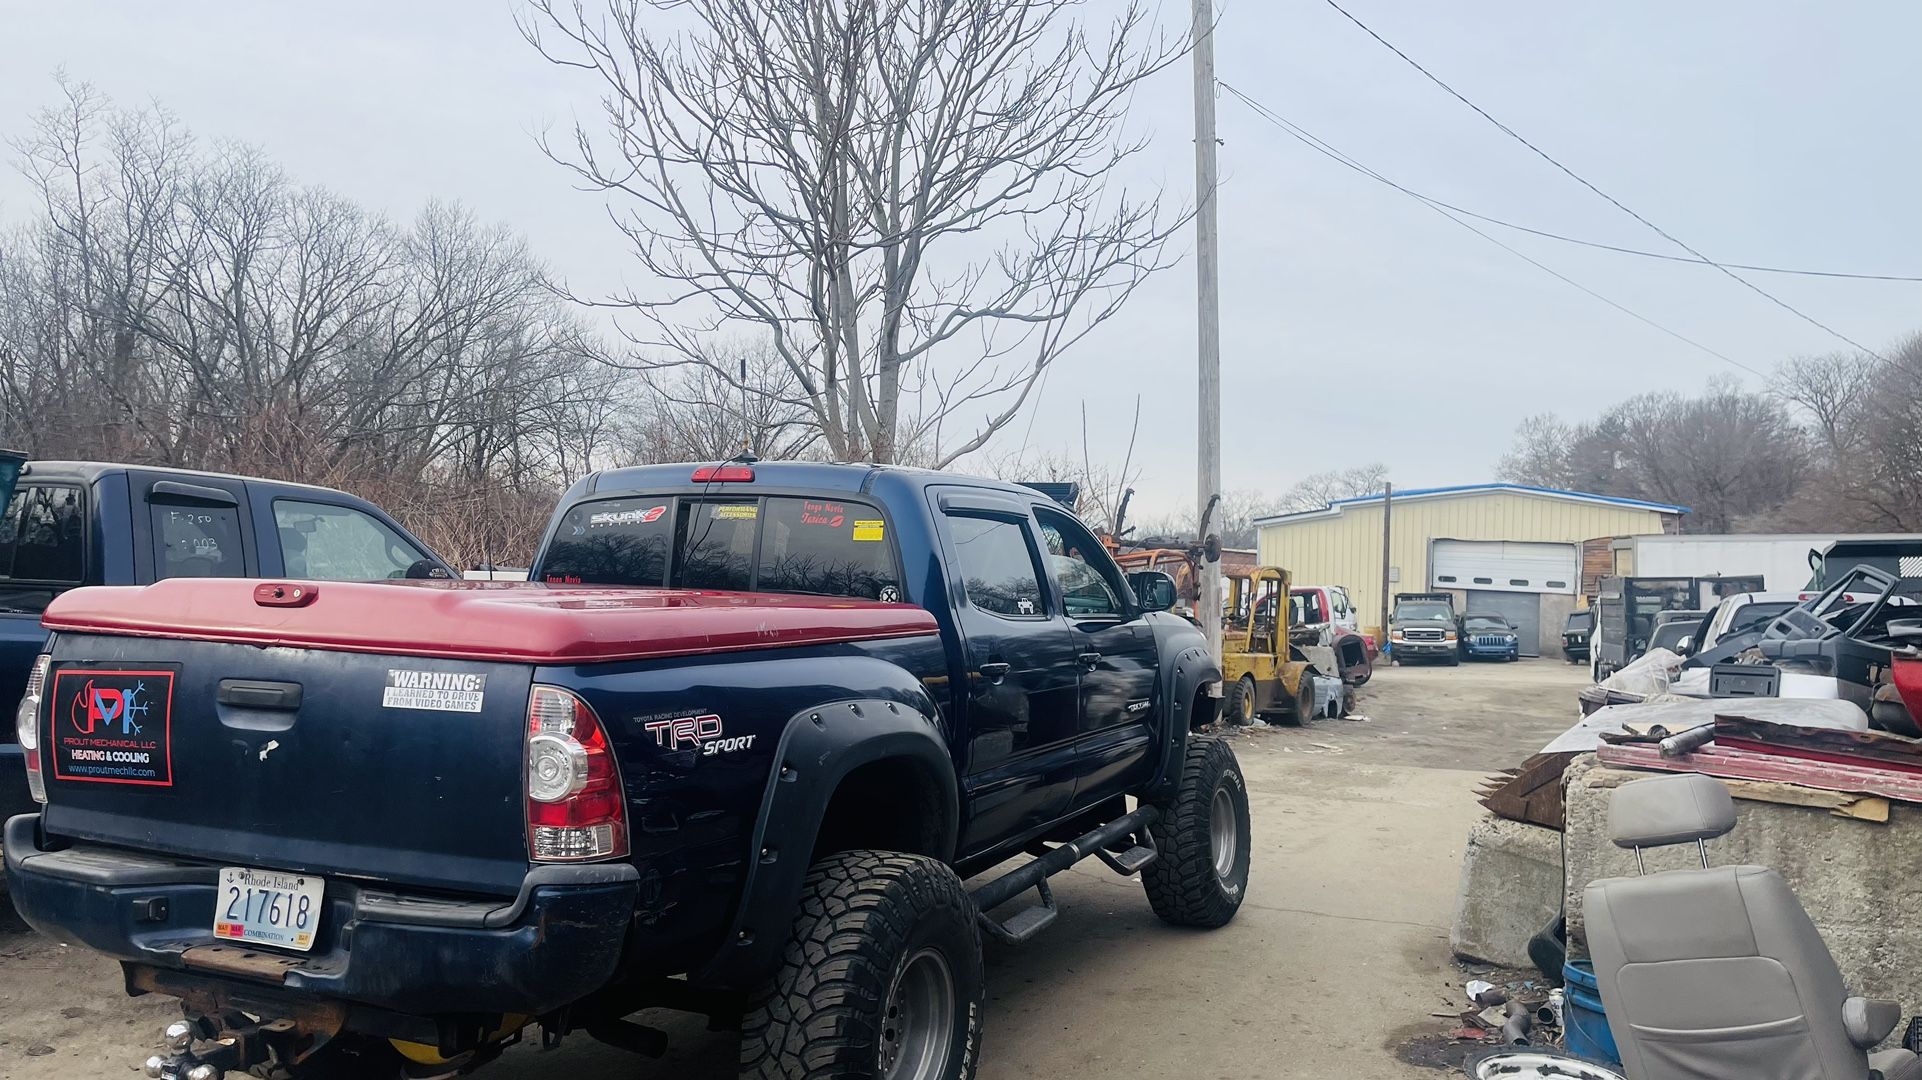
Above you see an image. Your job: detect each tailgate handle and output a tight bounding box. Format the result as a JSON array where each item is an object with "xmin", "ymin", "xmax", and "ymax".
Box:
[{"xmin": 217, "ymin": 680, "xmax": 303, "ymax": 710}]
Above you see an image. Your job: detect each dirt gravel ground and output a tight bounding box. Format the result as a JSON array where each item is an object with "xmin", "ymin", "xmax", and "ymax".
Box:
[{"xmin": 0, "ymin": 658, "xmax": 1587, "ymax": 1080}]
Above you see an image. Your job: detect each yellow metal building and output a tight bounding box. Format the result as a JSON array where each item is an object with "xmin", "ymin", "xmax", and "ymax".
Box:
[{"xmin": 1254, "ymin": 484, "xmax": 1684, "ymax": 657}]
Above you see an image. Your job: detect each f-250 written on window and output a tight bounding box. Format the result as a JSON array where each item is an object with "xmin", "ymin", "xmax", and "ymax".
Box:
[
  {"xmin": 0, "ymin": 484, "xmax": 84, "ymax": 613},
  {"xmin": 540, "ymin": 495, "xmax": 901, "ymax": 601},
  {"xmin": 152, "ymin": 503, "xmax": 245, "ymax": 579}
]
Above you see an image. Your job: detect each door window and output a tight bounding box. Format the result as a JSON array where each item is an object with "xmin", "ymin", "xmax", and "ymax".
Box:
[
  {"xmin": 0, "ymin": 484, "xmax": 84, "ymax": 611},
  {"xmin": 1033, "ymin": 508, "xmax": 1124, "ymax": 617},
  {"xmin": 274, "ymin": 500, "xmax": 434, "ymax": 580},
  {"xmin": 947, "ymin": 515, "xmax": 1044, "ymax": 617},
  {"xmin": 152, "ymin": 503, "xmax": 245, "ymax": 579}
]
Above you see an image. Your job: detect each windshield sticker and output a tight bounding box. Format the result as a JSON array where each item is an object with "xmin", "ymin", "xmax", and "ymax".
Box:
[
  {"xmin": 382, "ymin": 670, "xmax": 487, "ymax": 713},
  {"xmin": 712, "ymin": 503, "xmax": 758, "ymax": 521},
  {"xmin": 589, "ymin": 505, "xmax": 666, "ymax": 528},
  {"xmin": 878, "ymin": 585, "xmax": 902, "ymax": 603},
  {"xmin": 853, "ymin": 519, "xmax": 885, "ymax": 542},
  {"xmin": 50, "ymin": 668, "xmax": 175, "ymax": 787},
  {"xmin": 801, "ymin": 500, "xmax": 847, "ymax": 527}
]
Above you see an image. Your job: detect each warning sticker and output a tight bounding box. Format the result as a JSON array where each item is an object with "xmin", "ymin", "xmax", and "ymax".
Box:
[
  {"xmin": 713, "ymin": 504, "xmax": 758, "ymax": 520},
  {"xmin": 853, "ymin": 519, "xmax": 885, "ymax": 542},
  {"xmin": 383, "ymin": 670, "xmax": 487, "ymax": 713}
]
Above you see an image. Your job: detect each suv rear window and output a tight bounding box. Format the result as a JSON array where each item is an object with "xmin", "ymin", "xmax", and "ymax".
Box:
[
  {"xmin": 541, "ymin": 495, "xmax": 900, "ymax": 601},
  {"xmin": 0, "ymin": 483, "xmax": 84, "ymax": 612}
]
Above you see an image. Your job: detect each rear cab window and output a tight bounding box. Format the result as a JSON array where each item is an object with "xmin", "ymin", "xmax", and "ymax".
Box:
[
  {"xmin": 541, "ymin": 494, "xmax": 901, "ymax": 601},
  {"xmin": 0, "ymin": 483, "xmax": 86, "ymax": 613}
]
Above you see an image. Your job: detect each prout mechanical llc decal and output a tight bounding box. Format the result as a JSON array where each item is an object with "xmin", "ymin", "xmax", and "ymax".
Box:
[{"xmin": 50, "ymin": 668, "xmax": 176, "ymax": 786}]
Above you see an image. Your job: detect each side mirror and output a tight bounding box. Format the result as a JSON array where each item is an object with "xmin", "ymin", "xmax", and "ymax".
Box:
[
  {"xmin": 1677, "ymin": 635, "xmax": 1694, "ymax": 654},
  {"xmin": 1127, "ymin": 571, "xmax": 1179, "ymax": 612}
]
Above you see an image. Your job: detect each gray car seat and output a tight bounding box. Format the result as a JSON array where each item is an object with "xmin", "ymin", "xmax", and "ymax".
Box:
[{"xmin": 1585, "ymin": 773, "xmax": 1919, "ymax": 1080}]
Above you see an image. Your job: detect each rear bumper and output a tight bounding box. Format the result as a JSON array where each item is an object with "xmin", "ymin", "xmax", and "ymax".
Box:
[{"xmin": 3, "ymin": 814, "xmax": 639, "ymax": 1016}]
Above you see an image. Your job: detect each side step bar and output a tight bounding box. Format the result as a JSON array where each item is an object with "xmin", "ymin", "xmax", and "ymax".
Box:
[{"xmin": 969, "ymin": 804, "xmax": 1161, "ymax": 945}]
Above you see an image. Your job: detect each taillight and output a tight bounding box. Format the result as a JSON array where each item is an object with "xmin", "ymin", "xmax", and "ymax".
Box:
[
  {"xmin": 525, "ymin": 685, "xmax": 626, "ymax": 862},
  {"xmin": 690, "ymin": 465, "xmax": 754, "ymax": 483},
  {"xmin": 16, "ymin": 653, "xmax": 49, "ymax": 804}
]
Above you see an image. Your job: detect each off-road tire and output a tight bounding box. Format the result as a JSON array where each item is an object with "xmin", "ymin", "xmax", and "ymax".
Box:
[
  {"xmin": 1226, "ymin": 675, "xmax": 1258, "ymax": 726},
  {"xmin": 741, "ymin": 851, "xmax": 983, "ymax": 1080},
  {"xmin": 1142, "ymin": 736, "xmax": 1250, "ymax": 928}
]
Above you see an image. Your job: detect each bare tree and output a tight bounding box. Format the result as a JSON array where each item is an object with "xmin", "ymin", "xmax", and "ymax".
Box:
[
  {"xmin": 1495, "ymin": 413, "xmax": 1576, "ymax": 489},
  {"xmin": 1277, "ymin": 464, "xmax": 1388, "ymax": 515},
  {"xmin": 0, "ymin": 82, "xmax": 626, "ymax": 568},
  {"xmin": 521, "ymin": 0, "xmax": 1188, "ymax": 466},
  {"xmin": 623, "ymin": 338, "xmax": 826, "ymax": 464}
]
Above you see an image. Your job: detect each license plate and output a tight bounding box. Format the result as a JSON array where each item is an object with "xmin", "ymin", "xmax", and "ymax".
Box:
[{"xmin": 214, "ymin": 867, "xmax": 324, "ymax": 951}]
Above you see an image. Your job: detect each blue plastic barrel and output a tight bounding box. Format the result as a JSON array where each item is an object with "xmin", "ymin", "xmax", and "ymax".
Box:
[{"xmin": 1563, "ymin": 960, "xmax": 1622, "ymax": 1068}]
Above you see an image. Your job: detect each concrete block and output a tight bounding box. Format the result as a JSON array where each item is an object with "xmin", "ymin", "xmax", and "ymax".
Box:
[
  {"xmin": 1564, "ymin": 755, "xmax": 1922, "ymax": 1006},
  {"xmin": 1450, "ymin": 811, "xmax": 1563, "ymax": 967}
]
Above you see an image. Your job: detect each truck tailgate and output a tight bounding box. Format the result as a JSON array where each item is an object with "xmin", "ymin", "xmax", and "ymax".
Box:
[{"xmin": 40, "ymin": 634, "xmax": 534, "ymax": 896}]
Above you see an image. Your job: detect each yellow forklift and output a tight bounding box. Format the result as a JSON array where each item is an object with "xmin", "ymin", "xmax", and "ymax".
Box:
[{"xmin": 1222, "ymin": 566, "xmax": 1318, "ymax": 724}]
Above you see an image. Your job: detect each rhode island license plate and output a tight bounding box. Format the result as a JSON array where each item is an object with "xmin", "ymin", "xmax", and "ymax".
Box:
[{"xmin": 214, "ymin": 867, "xmax": 324, "ymax": 951}]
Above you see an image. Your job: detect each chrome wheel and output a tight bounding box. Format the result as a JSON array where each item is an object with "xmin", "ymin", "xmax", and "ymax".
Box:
[
  {"xmin": 1209, "ymin": 785, "xmax": 1237, "ymax": 881},
  {"xmin": 879, "ymin": 947, "xmax": 955, "ymax": 1080}
]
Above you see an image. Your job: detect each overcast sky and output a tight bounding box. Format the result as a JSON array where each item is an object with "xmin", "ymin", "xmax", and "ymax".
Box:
[{"xmin": 3, "ymin": 1, "xmax": 1917, "ymax": 520}]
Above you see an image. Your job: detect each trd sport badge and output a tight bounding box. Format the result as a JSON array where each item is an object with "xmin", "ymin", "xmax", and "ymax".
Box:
[{"xmin": 50, "ymin": 667, "xmax": 176, "ymax": 786}]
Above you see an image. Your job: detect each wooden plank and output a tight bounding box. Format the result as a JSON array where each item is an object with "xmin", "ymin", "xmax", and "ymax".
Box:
[
  {"xmin": 1597, "ymin": 742, "xmax": 1922, "ymax": 805},
  {"xmin": 1713, "ymin": 715, "xmax": 1922, "ymax": 773},
  {"xmin": 1716, "ymin": 778, "xmax": 1891, "ymax": 823}
]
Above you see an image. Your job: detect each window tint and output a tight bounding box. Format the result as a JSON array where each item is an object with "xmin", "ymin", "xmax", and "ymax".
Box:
[
  {"xmin": 757, "ymin": 497, "xmax": 898, "ymax": 600},
  {"xmin": 674, "ymin": 499, "xmax": 757, "ymax": 591},
  {"xmin": 1034, "ymin": 508, "xmax": 1125, "ymax": 617},
  {"xmin": 275, "ymin": 500, "xmax": 432, "ymax": 581},
  {"xmin": 0, "ymin": 484, "xmax": 83, "ymax": 583},
  {"xmin": 542, "ymin": 498, "xmax": 674, "ymax": 585},
  {"xmin": 152, "ymin": 502, "xmax": 245, "ymax": 579},
  {"xmin": 948, "ymin": 516, "xmax": 1043, "ymax": 617},
  {"xmin": 0, "ymin": 484, "xmax": 84, "ymax": 612}
]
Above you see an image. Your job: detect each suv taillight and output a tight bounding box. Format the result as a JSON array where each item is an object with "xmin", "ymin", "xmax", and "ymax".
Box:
[
  {"xmin": 16, "ymin": 653, "xmax": 49, "ymax": 804},
  {"xmin": 525, "ymin": 685, "xmax": 627, "ymax": 862}
]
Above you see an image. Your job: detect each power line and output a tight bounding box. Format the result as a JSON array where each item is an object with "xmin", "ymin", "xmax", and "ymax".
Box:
[
  {"xmin": 1217, "ymin": 80, "xmax": 1770, "ymax": 379},
  {"xmin": 1216, "ymin": 79, "xmax": 1921, "ymax": 281},
  {"xmin": 1317, "ymin": 0, "xmax": 1892, "ymax": 361}
]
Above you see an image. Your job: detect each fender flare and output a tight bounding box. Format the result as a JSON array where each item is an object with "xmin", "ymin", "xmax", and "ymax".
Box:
[
  {"xmin": 692, "ymin": 697, "xmax": 958, "ymax": 989},
  {"xmin": 1143, "ymin": 616, "xmax": 1221, "ymax": 801}
]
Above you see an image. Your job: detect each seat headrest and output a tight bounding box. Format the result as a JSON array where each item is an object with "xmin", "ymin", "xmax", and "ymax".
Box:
[{"xmin": 1609, "ymin": 773, "xmax": 1736, "ymax": 848}]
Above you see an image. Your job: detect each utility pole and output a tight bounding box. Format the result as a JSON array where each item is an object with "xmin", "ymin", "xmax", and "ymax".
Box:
[
  {"xmin": 1191, "ymin": 0, "xmax": 1223, "ymax": 661},
  {"xmin": 1378, "ymin": 482, "xmax": 1394, "ymax": 646}
]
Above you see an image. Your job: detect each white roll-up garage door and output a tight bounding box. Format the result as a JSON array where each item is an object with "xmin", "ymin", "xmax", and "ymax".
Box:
[{"xmin": 1431, "ymin": 540, "xmax": 1578, "ymax": 595}]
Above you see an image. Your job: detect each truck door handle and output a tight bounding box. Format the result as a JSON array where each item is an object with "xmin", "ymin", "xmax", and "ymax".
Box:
[
  {"xmin": 1078, "ymin": 651, "xmax": 1102, "ymax": 668},
  {"xmin": 217, "ymin": 680, "xmax": 303, "ymax": 710},
  {"xmin": 977, "ymin": 662, "xmax": 1011, "ymax": 683}
]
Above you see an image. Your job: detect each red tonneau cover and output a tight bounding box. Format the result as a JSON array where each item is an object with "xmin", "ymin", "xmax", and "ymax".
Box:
[{"xmin": 42, "ymin": 579, "xmax": 938, "ymax": 665}]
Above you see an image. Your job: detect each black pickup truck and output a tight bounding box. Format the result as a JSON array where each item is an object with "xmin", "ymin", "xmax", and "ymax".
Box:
[
  {"xmin": 5, "ymin": 461, "xmax": 1245, "ymax": 1080},
  {"xmin": 0, "ymin": 461, "xmax": 452, "ymax": 832}
]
